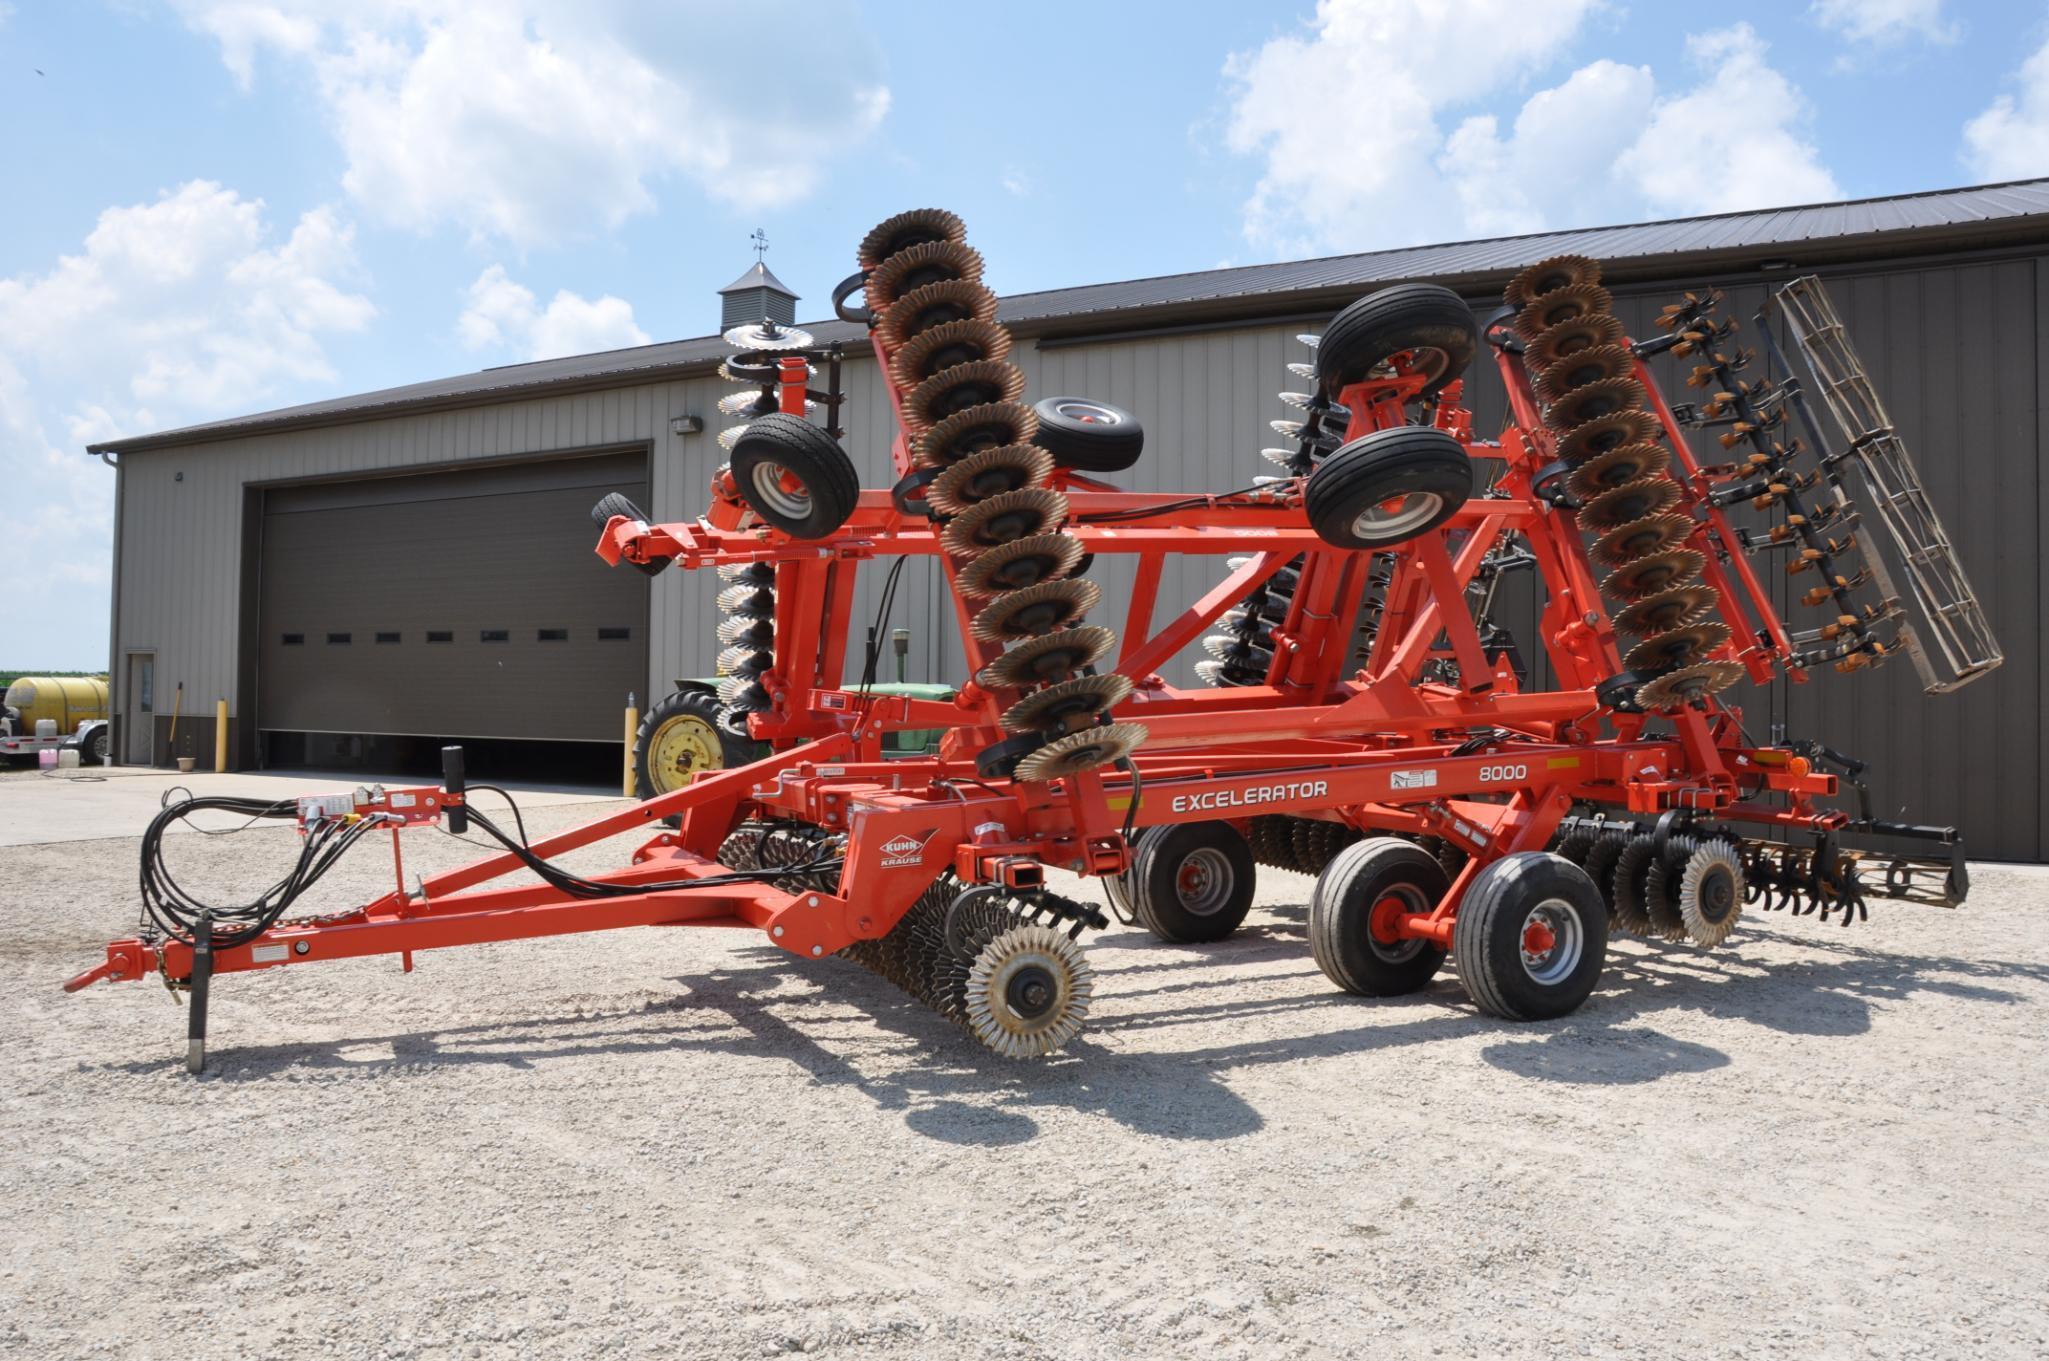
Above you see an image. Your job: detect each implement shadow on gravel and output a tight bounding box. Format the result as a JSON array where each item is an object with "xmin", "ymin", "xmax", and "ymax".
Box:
[
  {"xmin": 88, "ymin": 911, "xmax": 2047, "ymax": 1138},
  {"xmin": 1478, "ymin": 923, "xmax": 2044, "ymax": 1085}
]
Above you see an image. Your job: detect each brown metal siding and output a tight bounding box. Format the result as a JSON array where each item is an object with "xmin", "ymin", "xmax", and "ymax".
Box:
[
  {"xmin": 257, "ymin": 453, "xmax": 650, "ymax": 740},
  {"xmin": 1457, "ymin": 261, "xmax": 2042, "ymax": 859}
]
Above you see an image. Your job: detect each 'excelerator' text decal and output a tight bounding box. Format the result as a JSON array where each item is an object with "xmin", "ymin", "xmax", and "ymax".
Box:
[{"xmin": 1172, "ymin": 781, "xmax": 1329, "ymax": 813}]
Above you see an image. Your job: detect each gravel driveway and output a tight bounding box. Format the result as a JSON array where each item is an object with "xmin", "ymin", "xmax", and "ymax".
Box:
[{"xmin": 4, "ymin": 800, "xmax": 2045, "ymax": 1360}]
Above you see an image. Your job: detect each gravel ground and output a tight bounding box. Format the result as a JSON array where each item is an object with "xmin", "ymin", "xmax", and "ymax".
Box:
[{"xmin": 4, "ymin": 801, "xmax": 2046, "ymax": 1361}]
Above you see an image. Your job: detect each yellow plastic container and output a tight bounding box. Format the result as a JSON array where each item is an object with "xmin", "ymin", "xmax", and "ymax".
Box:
[{"xmin": 4, "ymin": 676, "xmax": 110, "ymax": 733}]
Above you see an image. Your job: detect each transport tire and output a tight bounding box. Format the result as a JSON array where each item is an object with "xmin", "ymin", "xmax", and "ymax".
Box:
[
  {"xmin": 590, "ymin": 490, "xmax": 650, "ymax": 529},
  {"xmin": 590, "ymin": 491, "xmax": 666, "ymax": 576},
  {"xmin": 1128, "ymin": 821, "xmax": 1256, "ymax": 943},
  {"xmin": 1451, "ymin": 852, "xmax": 1608, "ymax": 1021},
  {"xmin": 1030, "ymin": 397, "xmax": 1145, "ymax": 472},
  {"xmin": 1309, "ymin": 837, "xmax": 1451, "ymax": 997},
  {"xmin": 634, "ymin": 690, "xmax": 761, "ymax": 803},
  {"xmin": 1103, "ymin": 868, "xmax": 1136, "ymax": 925},
  {"xmin": 1314, "ymin": 283, "xmax": 1479, "ymax": 398},
  {"xmin": 729, "ymin": 413, "xmax": 860, "ymax": 539},
  {"xmin": 84, "ymin": 726, "xmax": 110, "ymax": 766},
  {"xmin": 1305, "ymin": 426, "xmax": 1473, "ymax": 550}
]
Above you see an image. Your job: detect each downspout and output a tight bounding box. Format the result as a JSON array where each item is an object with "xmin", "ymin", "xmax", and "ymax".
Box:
[{"xmin": 97, "ymin": 449, "xmax": 124, "ymax": 764}]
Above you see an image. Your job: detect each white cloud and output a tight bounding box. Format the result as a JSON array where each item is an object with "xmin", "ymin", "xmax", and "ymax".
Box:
[
  {"xmin": 1001, "ymin": 167, "xmax": 1032, "ymax": 197},
  {"xmin": 1222, "ymin": 5, "xmax": 1838, "ymax": 253},
  {"xmin": 1963, "ymin": 32, "xmax": 2049, "ymax": 181},
  {"xmin": 170, "ymin": 1, "xmax": 892, "ymax": 247},
  {"xmin": 0, "ymin": 181, "xmax": 373, "ymax": 668},
  {"xmin": 1614, "ymin": 25, "xmax": 1840, "ymax": 216},
  {"xmin": 1440, "ymin": 59, "xmax": 1656, "ymax": 238},
  {"xmin": 457, "ymin": 265, "xmax": 649, "ymax": 361},
  {"xmin": 1811, "ymin": 0, "xmax": 1958, "ymax": 46},
  {"xmin": 1224, "ymin": 0, "xmax": 1603, "ymax": 254}
]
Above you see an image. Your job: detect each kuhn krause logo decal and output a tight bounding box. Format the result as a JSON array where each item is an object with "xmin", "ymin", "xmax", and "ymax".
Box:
[
  {"xmin": 1172, "ymin": 780, "xmax": 1329, "ymax": 813},
  {"xmin": 879, "ymin": 830, "xmax": 936, "ymax": 868}
]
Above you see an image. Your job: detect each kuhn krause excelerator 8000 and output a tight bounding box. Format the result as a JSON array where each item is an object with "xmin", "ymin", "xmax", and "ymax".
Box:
[{"xmin": 70, "ymin": 210, "xmax": 2002, "ymax": 1070}]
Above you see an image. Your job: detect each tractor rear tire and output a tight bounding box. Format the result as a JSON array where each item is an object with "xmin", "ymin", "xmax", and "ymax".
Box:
[
  {"xmin": 1031, "ymin": 397, "xmax": 1145, "ymax": 472},
  {"xmin": 1314, "ymin": 283, "xmax": 1479, "ymax": 398},
  {"xmin": 730, "ymin": 413, "xmax": 860, "ymax": 539},
  {"xmin": 634, "ymin": 690, "xmax": 761, "ymax": 804},
  {"xmin": 1451, "ymin": 852, "xmax": 1608, "ymax": 1021},
  {"xmin": 1305, "ymin": 427, "xmax": 1473, "ymax": 550},
  {"xmin": 1309, "ymin": 837, "xmax": 1451, "ymax": 997},
  {"xmin": 1129, "ymin": 821, "xmax": 1256, "ymax": 943}
]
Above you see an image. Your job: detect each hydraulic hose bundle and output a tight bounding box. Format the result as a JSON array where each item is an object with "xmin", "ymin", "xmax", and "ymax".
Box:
[{"xmin": 137, "ymin": 795, "xmax": 379, "ymax": 948}]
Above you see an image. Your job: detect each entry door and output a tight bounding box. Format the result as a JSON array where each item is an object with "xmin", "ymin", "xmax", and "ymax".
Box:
[{"xmin": 126, "ymin": 653, "xmax": 155, "ymax": 764}]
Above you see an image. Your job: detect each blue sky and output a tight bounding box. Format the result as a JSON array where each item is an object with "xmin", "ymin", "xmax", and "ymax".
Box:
[{"xmin": 3, "ymin": 0, "xmax": 2046, "ymax": 668}]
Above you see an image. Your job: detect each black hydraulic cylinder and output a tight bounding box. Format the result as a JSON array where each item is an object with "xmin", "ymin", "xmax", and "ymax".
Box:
[{"xmin": 442, "ymin": 745, "xmax": 468, "ymax": 835}]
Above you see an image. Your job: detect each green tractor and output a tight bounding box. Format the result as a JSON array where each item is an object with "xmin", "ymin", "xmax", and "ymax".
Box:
[{"xmin": 632, "ymin": 628, "xmax": 953, "ymax": 801}]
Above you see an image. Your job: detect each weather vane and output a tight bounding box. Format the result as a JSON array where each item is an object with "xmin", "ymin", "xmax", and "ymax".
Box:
[{"xmin": 750, "ymin": 228, "xmax": 769, "ymax": 263}]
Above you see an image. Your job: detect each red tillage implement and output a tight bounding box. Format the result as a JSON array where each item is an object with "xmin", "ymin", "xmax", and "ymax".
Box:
[{"xmin": 70, "ymin": 211, "xmax": 1997, "ymax": 1070}]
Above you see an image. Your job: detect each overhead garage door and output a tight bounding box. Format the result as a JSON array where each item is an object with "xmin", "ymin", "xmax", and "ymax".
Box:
[{"xmin": 257, "ymin": 452, "xmax": 649, "ymax": 742}]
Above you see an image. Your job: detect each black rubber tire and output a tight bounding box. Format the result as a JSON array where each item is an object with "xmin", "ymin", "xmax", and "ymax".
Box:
[
  {"xmin": 1305, "ymin": 426, "xmax": 1473, "ymax": 550},
  {"xmin": 83, "ymin": 726, "xmax": 110, "ymax": 766},
  {"xmin": 1451, "ymin": 852, "xmax": 1608, "ymax": 1021},
  {"xmin": 591, "ymin": 491, "xmax": 666, "ymax": 576},
  {"xmin": 633, "ymin": 689, "xmax": 762, "ymax": 803},
  {"xmin": 1030, "ymin": 396, "xmax": 1145, "ymax": 472},
  {"xmin": 591, "ymin": 491, "xmax": 649, "ymax": 529},
  {"xmin": 1309, "ymin": 837, "xmax": 1451, "ymax": 997},
  {"xmin": 1129, "ymin": 821, "xmax": 1256, "ymax": 943},
  {"xmin": 1315, "ymin": 283, "xmax": 1479, "ymax": 398},
  {"xmin": 1103, "ymin": 869, "xmax": 1135, "ymax": 925},
  {"xmin": 729, "ymin": 413, "xmax": 860, "ymax": 539}
]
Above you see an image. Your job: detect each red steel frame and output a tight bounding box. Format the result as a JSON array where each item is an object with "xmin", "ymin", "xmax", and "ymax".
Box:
[{"xmin": 68, "ymin": 322, "xmax": 1853, "ymax": 996}]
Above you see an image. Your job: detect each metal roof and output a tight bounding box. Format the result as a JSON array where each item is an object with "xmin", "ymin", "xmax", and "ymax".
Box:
[
  {"xmin": 716, "ymin": 260, "xmax": 797, "ymax": 297},
  {"xmin": 92, "ymin": 178, "xmax": 2049, "ymax": 454}
]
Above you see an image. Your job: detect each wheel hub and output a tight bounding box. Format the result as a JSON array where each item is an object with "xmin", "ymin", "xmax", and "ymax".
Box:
[
  {"xmin": 1368, "ymin": 892, "xmax": 1412, "ymax": 945},
  {"xmin": 1351, "ymin": 491, "xmax": 1442, "ymax": 540},
  {"xmin": 1005, "ymin": 965, "xmax": 1056, "ymax": 1019},
  {"xmin": 751, "ymin": 460, "xmax": 813, "ymax": 518},
  {"xmin": 648, "ymin": 714, "xmax": 721, "ymax": 792},
  {"xmin": 1699, "ymin": 866, "xmax": 1735, "ymax": 922},
  {"xmin": 1174, "ymin": 847, "xmax": 1235, "ymax": 916},
  {"xmin": 1518, "ymin": 898, "xmax": 1583, "ymax": 984},
  {"xmin": 1052, "ymin": 399, "xmax": 1119, "ymax": 426}
]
